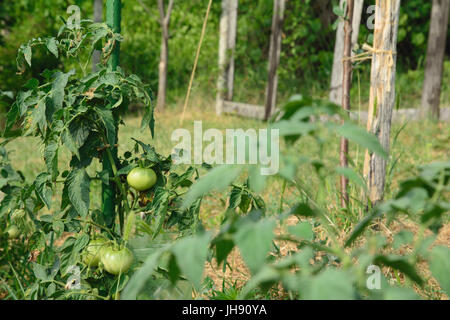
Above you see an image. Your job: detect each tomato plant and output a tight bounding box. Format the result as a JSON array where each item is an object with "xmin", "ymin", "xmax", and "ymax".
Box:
[{"xmin": 0, "ymin": 19, "xmax": 215, "ymax": 300}]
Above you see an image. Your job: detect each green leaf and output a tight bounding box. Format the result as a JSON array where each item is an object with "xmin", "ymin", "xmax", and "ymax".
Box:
[
  {"xmin": 333, "ymin": 122, "xmax": 388, "ymax": 159},
  {"xmin": 32, "ymin": 263, "xmax": 48, "ymax": 281},
  {"xmin": 302, "ymin": 269, "xmax": 354, "ymax": 300},
  {"xmin": 182, "ymin": 165, "xmax": 243, "ymax": 210},
  {"xmin": 122, "ymin": 249, "xmax": 165, "ymax": 300},
  {"xmin": 52, "ymin": 70, "xmax": 75, "ymax": 110},
  {"xmin": 62, "ymin": 128, "xmax": 80, "ymax": 159},
  {"xmin": 289, "ymin": 202, "xmax": 316, "ymax": 217},
  {"xmin": 152, "ymin": 188, "xmax": 170, "ymax": 238},
  {"xmin": 383, "ymin": 287, "xmax": 420, "ymax": 300},
  {"xmin": 345, "ymin": 207, "xmax": 383, "ymax": 247},
  {"xmin": 335, "ymin": 166, "xmax": 367, "ymax": 193},
  {"xmin": 23, "ymin": 45, "xmax": 32, "ymax": 66},
  {"xmin": 429, "ymin": 246, "xmax": 450, "ymax": 295},
  {"xmin": 214, "ymin": 238, "xmax": 235, "ymax": 266},
  {"xmin": 32, "ymin": 99, "xmax": 47, "ymax": 133},
  {"xmin": 123, "ymin": 212, "xmax": 136, "ymax": 242},
  {"xmin": 238, "ymin": 266, "xmax": 280, "ymax": 299},
  {"xmin": 94, "ymin": 107, "xmax": 116, "ymax": 146},
  {"xmin": 234, "ymin": 219, "xmax": 276, "ymax": 274},
  {"xmin": 34, "ymin": 172, "xmax": 52, "ymax": 209},
  {"xmin": 171, "ymin": 232, "xmax": 211, "ymax": 290},
  {"xmin": 393, "ymin": 231, "xmax": 414, "ymax": 250},
  {"xmin": 44, "ymin": 140, "xmax": 59, "ymax": 180},
  {"xmin": 66, "ymin": 168, "xmax": 90, "ymax": 217},
  {"xmin": 248, "ymin": 165, "xmax": 267, "ymax": 193},
  {"xmin": 288, "ymin": 222, "xmax": 314, "ymax": 241},
  {"xmin": 46, "ymin": 38, "xmax": 59, "ymax": 58},
  {"xmin": 373, "ymin": 255, "xmax": 423, "ymax": 286}
]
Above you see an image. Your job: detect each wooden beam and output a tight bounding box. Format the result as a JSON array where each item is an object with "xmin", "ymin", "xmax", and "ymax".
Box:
[{"xmin": 223, "ymin": 101, "xmax": 266, "ymax": 119}]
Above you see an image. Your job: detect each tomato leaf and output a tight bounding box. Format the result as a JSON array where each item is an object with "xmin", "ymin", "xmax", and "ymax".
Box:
[
  {"xmin": 171, "ymin": 232, "xmax": 211, "ymax": 290},
  {"xmin": 234, "ymin": 219, "xmax": 276, "ymax": 274},
  {"xmin": 66, "ymin": 168, "xmax": 90, "ymax": 217},
  {"xmin": 182, "ymin": 165, "xmax": 243, "ymax": 210},
  {"xmin": 429, "ymin": 246, "xmax": 450, "ymax": 295}
]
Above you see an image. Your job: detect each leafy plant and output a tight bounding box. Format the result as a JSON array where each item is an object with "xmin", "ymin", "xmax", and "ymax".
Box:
[
  {"xmin": 121, "ymin": 96, "xmax": 449, "ymax": 300},
  {"xmin": 0, "ymin": 19, "xmax": 207, "ymax": 300}
]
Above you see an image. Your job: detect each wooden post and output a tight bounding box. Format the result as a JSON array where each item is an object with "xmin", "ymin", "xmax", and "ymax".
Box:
[
  {"xmin": 264, "ymin": 0, "xmax": 285, "ymax": 121},
  {"xmin": 102, "ymin": 0, "xmax": 121, "ymax": 227},
  {"xmin": 329, "ymin": 0, "xmax": 364, "ymax": 105},
  {"xmin": 216, "ymin": 0, "xmax": 238, "ymax": 115},
  {"xmin": 363, "ymin": 0, "xmax": 401, "ymax": 204},
  {"xmin": 421, "ymin": 0, "xmax": 450, "ymax": 120},
  {"xmin": 156, "ymin": 0, "xmax": 174, "ymax": 111},
  {"xmin": 340, "ymin": 0, "xmax": 354, "ymax": 208},
  {"xmin": 92, "ymin": 0, "xmax": 103, "ymax": 72}
]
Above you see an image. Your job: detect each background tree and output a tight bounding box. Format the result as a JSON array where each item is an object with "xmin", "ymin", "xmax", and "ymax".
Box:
[
  {"xmin": 264, "ymin": 0, "xmax": 285, "ymax": 120},
  {"xmin": 216, "ymin": 0, "xmax": 238, "ymax": 115},
  {"xmin": 156, "ymin": 0, "xmax": 175, "ymax": 111},
  {"xmin": 329, "ymin": 0, "xmax": 363, "ymax": 106},
  {"xmin": 421, "ymin": 0, "xmax": 450, "ymax": 120},
  {"xmin": 92, "ymin": 0, "xmax": 103, "ymax": 72}
]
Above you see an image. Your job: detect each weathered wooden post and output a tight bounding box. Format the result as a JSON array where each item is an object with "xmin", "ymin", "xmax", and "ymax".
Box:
[
  {"xmin": 340, "ymin": 0, "xmax": 355, "ymax": 208},
  {"xmin": 363, "ymin": 0, "xmax": 401, "ymax": 204},
  {"xmin": 421, "ymin": 0, "xmax": 450, "ymax": 120},
  {"xmin": 329, "ymin": 0, "xmax": 364, "ymax": 106},
  {"xmin": 264, "ymin": 0, "xmax": 285, "ymax": 121},
  {"xmin": 216, "ymin": 0, "xmax": 238, "ymax": 115},
  {"xmin": 102, "ymin": 0, "xmax": 121, "ymax": 227}
]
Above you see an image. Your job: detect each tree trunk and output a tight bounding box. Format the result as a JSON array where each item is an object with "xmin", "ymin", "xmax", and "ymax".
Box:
[
  {"xmin": 156, "ymin": 0, "xmax": 174, "ymax": 111},
  {"xmin": 340, "ymin": 0, "xmax": 354, "ymax": 208},
  {"xmin": 329, "ymin": 0, "xmax": 364, "ymax": 105},
  {"xmin": 92, "ymin": 0, "xmax": 103, "ymax": 72},
  {"xmin": 421, "ymin": 0, "xmax": 450, "ymax": 120},
  {"xmin": 363, "ymin": 0, "xmax": 401, "ymax": 204},
  {"xmin": 264, "ymin": 0, "xmax": 285, "ymax": 121},
  {"xmin": 226, "ymin": 0, "xmax": 238, "ymax": 100},
  {"xmin": 216, "ymin": 0, "xmax": 238, "ymax": 115}
]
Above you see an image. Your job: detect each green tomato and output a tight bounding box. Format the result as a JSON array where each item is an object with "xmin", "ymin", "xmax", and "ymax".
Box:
[
  {"xmin": 101, "ymin": 246, "xmax": 134, "ymax": 275},
  {"xmin": 6, "ymin": 225, "xmax": 20, "ymax": 239},
  {"xmin": 82, "ymin": 238, "xmax": 108, "ymax": 267},
  {"xmin": 126, "ymin": 167, "xmax": 157, "ymax": 191}
]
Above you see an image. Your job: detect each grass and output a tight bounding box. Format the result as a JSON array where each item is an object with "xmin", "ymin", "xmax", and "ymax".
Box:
[
  {"xmin": 2, "ymin": 94, "xmax": 449, "ymax": 299},
  {"xmin": 4, "ymin": 93, "xmax": 449, "ymax": 220}
]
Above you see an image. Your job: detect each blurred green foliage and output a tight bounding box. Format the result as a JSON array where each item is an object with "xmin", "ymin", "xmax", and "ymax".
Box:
[{"xmin": 0, "ymin": 0, "xmax": 449, "ymax": 111}]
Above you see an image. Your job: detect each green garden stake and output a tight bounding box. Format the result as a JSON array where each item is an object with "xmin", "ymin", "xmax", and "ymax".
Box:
[{"xmin": 102, "ymin": 0, "xmax": 122, "ymax": 229}]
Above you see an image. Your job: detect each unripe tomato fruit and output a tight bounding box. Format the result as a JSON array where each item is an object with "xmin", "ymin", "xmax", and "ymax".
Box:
[
  {"xmin": 101, "ymin": 246, "xmax": 134, "ymax": 275},
  {"xmin": 82, "ymin": 238, "xmax": 108, "ymax": 267},
  {"xmin": 126, "ymin": 167, "xmax": 157, "ymax": 191},
  {"xmin": 6, "ymin": 225, "xmax": 20, "ymax": 239}
]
